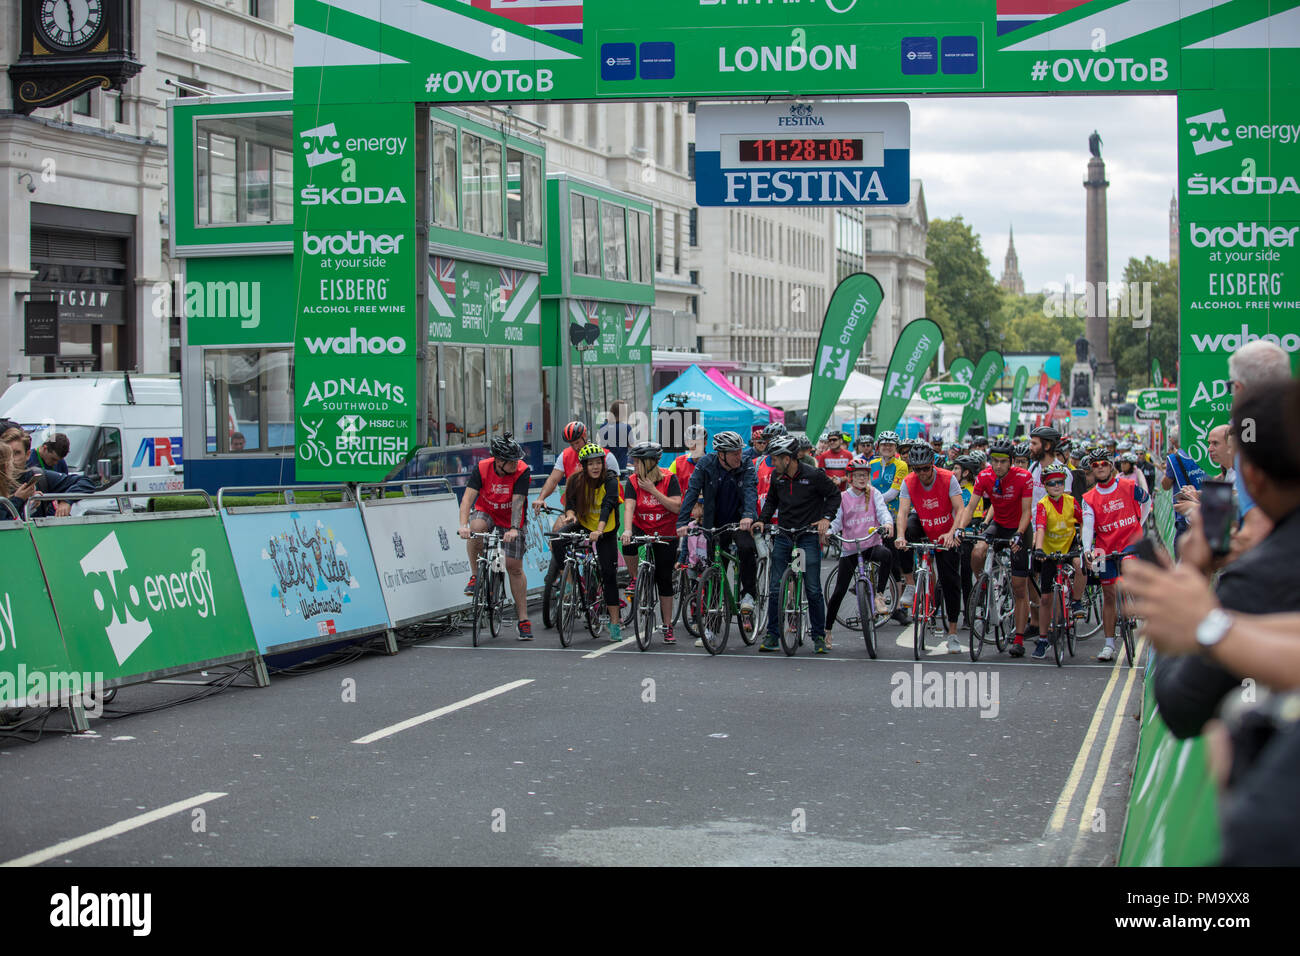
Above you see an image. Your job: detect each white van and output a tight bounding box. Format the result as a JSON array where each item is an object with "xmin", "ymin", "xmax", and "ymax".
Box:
[{"xmin": 0, "ymin": 376, "xmax": 191, "ymax": 497}]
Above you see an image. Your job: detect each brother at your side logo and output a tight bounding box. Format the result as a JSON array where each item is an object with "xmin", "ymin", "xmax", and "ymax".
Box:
[{"xmin": 50, "ymin": 886, "xmax": 151, "ymax": 936}]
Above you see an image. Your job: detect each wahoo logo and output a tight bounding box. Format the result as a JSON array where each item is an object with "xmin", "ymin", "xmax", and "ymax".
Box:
[
  {"xmin": 1185, "ymin": 108, "xmax": 1233, "ymax": 155},
  {"xmin": 133, "ymin": 436, "xmax": 183, "ymax": 468},
  {"xmin": 1192, "ymin": 326, "xmax": 1300, "ymax": 353},
  {"xmin": 817, "ymin": 345, "xmax": 853, "ymax": 380},
  {"xmin": 304, "ymin": 329, "xmax": 408, "ymax": 355},
  {"xmin": 80, "ymin": 532, "xmax": 152, "ymax": 666},
  {"xmin": 300, "ymin": 122, "xmax": 342, "ymax": 168}
]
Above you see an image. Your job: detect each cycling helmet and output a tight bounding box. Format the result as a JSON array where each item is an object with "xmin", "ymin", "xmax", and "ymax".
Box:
[
  {"xmin": 1134, "ymin": 443, "xmax": 1146, "ymax": 454},
  {"xmin": 685, "ymin": 424, "xmax": 708, "ymax": 443},
  {"xmin": 768, "ymin": 436, "xmax": 799, "ymax": 459},
  {"xmin": 1013, "ymin": 442, "xmax": 1031, "ymax": 459},
  {"xmin": 848, "ymin": 455, "xmax": 872, "ymax": 472},
  {"xmin": 875, "ymin": 430, "xmax": 900, "ymax": 446},
  {"xmin": 1117, "ymin": 440, "xmax": 1132, "ymax": 452},
  {"xmin": 822, "ymin": 430, "xmax": 842, "ymax": 442},
  {"xmin": 1030, "ymin": 425, "xmax": 1060, "ymax": 445},
  {"xmin": 988, "ymin": 438, "xmax": 1015, "ymax": 457},
  {"xmin": 490, "ymin": 433, "xmax": 524, "ymax": 461},
  {"xmin": 907, "ymin": 444, "xmax": 935, "ymax": 468},
  {"xmin": 761, "ymin": 422, "xmax": 788, "ymax": 440},
  {"xmin": 796, "ymin": 435, "xmax": 814, "ymax": 452},
  {"xmin": 630, "ymin": 441, "xmax": 663, "ymax": 461},
  {"xmin": 1120, "ymin": 451, "xmax": 1138, "ymax": 464},
  {"xmin": 954, "ymin": 455, "xmax": 980, "ymax": 475},
  {"xmin": 1042, "ymin": 463, "xmax": 1068, "ymax": 480},
  {"xmin": 971, "ymin": 450, "xmax": 988, "ymax": 467},
  {"xmin": 577, "ymin": 442, "xmax": 607, "ymax": 463},
  {"xmin": 713, "ymin": 431, "xmax": 744, "ymax": 453},
  {"xmin": 562, "ymin": 421, "xmax": 588, "ymax": 443}
]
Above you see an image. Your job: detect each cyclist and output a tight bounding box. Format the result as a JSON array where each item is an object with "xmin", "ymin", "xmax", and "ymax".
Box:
[
  {"xmin": 1118, "ymin": 451, "xmax": 1149, "ymax": 495},
  {"xmin": 534, "ymin": 421, "xmax": 620, "ymax": 597},
  {"xmin": 816, "ymin": 430, "xmax": 853, "ymax": 489},
  {"xmin": 1134, "ymin": 443, "xmax": 1158, "ymax": 490},
  {"xmin": 894, "ymin": 443, "xmax": 966, "ymax": 653},
  {"xmin": 952, "ymin": 453, "xmax": 985, "ymax": 617},
  {"xmin": 677, "ymin": 430, "xmax": 760, "ymax": 621},
  {"xmin": 1031, "ymin": 462, "xmax": 1085, "ymax": 659},
  {"xmin": 745, "ymin": 420, "xmax": 785, "ymax": 468},
  {"xmin": 1028, "ymin": 425, "xmax": 1071, "ymax": 501},
  {"xmin": 825, "ymin": 456, "xmax": 896, "ymax": 641},
  {"xmin": 868, "ymin": 430, "xmax": 909, "ymax": 518},
  {"xmin": 930, "ymin": 435, "xmax": 946, "ymax": 468},
  {"xmin": 853, "ymin": 434, "xmax": 874, "ymax": 459},
  {"xmin": 753, "ymin": 435, "xmax": 841, "ymax": 654},
  {"xmin": 458, "ymin": 434, "xmax": 534, "ymax": 640},
  {"xmin": 1013, "ymin": 441, "xmax": 1031, "ymax": 471},
  {"xmin": 755, "ymin": 424, "xmax": 787, "ymax": 517},
  {"xmin": 1082, "ymin": 449, "xmax": 1151, "ymax": 662},
  {"xmin": 796, "ymin": 434, "xmax": 817, "ymax": 466},
  {"xmin": 557, "ymin": 443, "xmax": 625, "ymax": 642},
  {"xmin": 959, "ymin": 438, "xmax": 1035, "ymax": 656},
  {"xmin": 621, "ymin": 441, "xmax": 682, "ymax": 645}
]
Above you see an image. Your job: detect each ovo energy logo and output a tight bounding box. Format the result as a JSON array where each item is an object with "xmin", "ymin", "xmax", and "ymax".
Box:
[
  {"xmin": 1185, "ymin": 108, "xmax": 1232, "ymax": 155},
  {"xmin": 301, "ymin": 122, "xmax": 343, "ymax": 168}
]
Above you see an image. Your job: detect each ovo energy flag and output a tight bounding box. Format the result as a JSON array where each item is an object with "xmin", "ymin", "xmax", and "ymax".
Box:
[
  {"xmin": 875, "ymin": 319, "xmax": 943, "ymax": 436},
  {"xmin": 805, "ymin": 273, "xmax": 884, "ymax": 441},
  {"xmin": 1008, "ymin": 365, "xmax": 1029, "ymax": 436},
  {"xmin": 959, "ymin": 350, "xmax": 1005, "ymax": 438}
]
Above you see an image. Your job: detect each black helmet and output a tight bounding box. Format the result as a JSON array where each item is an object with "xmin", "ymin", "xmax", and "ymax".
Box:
[
  {"xmin": 796, "ymin": 435, "xmax": 813, "ymax": 452},
  {"xmin": 1013, "ymin": 442, "xmax": 1031, "ymax": 459},
  {"xmin": 761, "ymin": 422, "xmax": 788, "ymax": 440},
  {"xmin": 954, "ymin": 454, "xmax": 980, "ymax": 475},
  {"xmin": 1030, "ymin": 425, "xmax": 1060, "ymax": 445},
  {"xmin": 490, "ymin": 433, "xmax": 524, "ymax": 462},
  {"xmin": 630, "ymin": 441, "xmax": 663, "ymax": 461},
  {"xmin": 713, "ymin": 431, "xmax": 744, "ymax": 453},
  {"xmin": 907, "ymin": 444, "xmax": 935, "ymax": 468},
  {"xmin": 988, "ymin": 438, "xmax": 1014, "ymax": 457},
  {"xmin": 768, "ymin": 436, "xmax": 799, "ymax": 459}
]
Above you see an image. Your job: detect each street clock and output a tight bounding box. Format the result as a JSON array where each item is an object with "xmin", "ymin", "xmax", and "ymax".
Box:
[{"xmin": 8, "ymin": 0, "xmax": 142, "ymax": 114}]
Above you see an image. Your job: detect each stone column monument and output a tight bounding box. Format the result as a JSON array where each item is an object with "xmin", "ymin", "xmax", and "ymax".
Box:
[{"xmin": 1084, "ymin": 132, "xmax": 1116, "ymax": 404}]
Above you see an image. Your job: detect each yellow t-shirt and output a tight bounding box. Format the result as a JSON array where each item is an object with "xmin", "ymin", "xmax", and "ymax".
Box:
[
  {"xmin": 567, "ymin": 475, "xmax": 619, "ymax": 533},
  {"xmin": 1038, "ymin": 493, "xmax": 1078, "ymax": 555}
]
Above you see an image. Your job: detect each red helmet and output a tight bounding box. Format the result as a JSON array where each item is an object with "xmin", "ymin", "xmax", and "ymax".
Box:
[
  {"xmin": 562, "ymin": 421, "xmax": 587, "ymax": 443},
  {"xmin": 848, "ymin": 456, "xmax": 872, "ymax": 472}
]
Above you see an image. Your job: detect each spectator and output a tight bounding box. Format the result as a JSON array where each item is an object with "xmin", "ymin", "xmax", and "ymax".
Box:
[
  {"xmin": 1153, "ymin": 378, "xmax": 1300, "ymax": 741},
  {"xmin": 1227, "ymin": 340, "xmax": 1293, "ymax": 553},
  {"xmin": 598, "ymin": 400, "xmax": 633, "ymax": 469},
  {"xmin": 1206, "ymin": 424, "xmax": 1232, "ymax": 480},
  {"xmin": 0, "ymin": 420, "xmax": 26, "ymax": 460},
  {"xmin": 0, "ymin": 442, "xmax": 37, "ymax": 520},
  {"xmin": 30, "ymin": 432, "xmax": 70, "ymax": 474},
  {"xmin": 230, "ymin": 431, "xmax": 247, "ymax": 452},
  {"xmin": 1161, "ymin": 426, "xmax": 1206, "ymax": 535}
]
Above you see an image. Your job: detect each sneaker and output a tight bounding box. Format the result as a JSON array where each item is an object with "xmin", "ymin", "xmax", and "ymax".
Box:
[
  {"xmin": 694, "ymin": 638, "xmax": 705, "ymax": 648},
  {"xmin": 740, "ymin": 593, "xmax": 755, "ymax": 615},
  {"xmin": 608, "ymin": 623, "xmax": 623, "ymax": 643},
  {"xmin": 516, "ymin": 620, "xmax": 534, "ymax": 641},
  {"xmin": 663, "ymin": 625, "xmax": 676, "ymax": 645},
  {"xmin": 759, "ymin": 636, "xmax": 780, "ymax": 652},
  {"xmin": 1032, "ymin": 637, "xmax": 1050, "ymax": 660},
  {"xmin": 947, "ymin": 635, "xmax": 964, "ymax": 654},
  {"xmin": 813, "ymin": 636, "xmax": 828, "ymax": 654},
  {"xmin": 1071, "ymin": 600, "xmax": 1085, "ymax": 617},
  {"xmin": 464, "ymin": 575, "xmax": 477, "ymax": 596},
  {"xmin": 900, "ymin": 584, "xmax": 916, "ymax": 606},
  {"xmin": 1008, "ymin": 638, "xmax": 1026, "ymax": 658},
  {"xmin": 1097, "ymin": 642, "xmax": 1116, "ymax": 662}
]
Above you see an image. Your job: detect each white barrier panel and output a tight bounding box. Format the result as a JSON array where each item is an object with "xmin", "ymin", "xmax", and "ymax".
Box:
[{"xmin": 358, "ymin": 490, "xmax": 473, "ymax": 627}]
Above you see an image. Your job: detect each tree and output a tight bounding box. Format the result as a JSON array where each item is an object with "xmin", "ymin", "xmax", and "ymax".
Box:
[
  {"xmin": 999, "ymin": 292, "xmax": 1083, "ymax": 381},
  {"xmin": 926, "ymin": 217, "xmax": 1007, "ymax": 362},
  {"xmin": 1111, "ymin": 257, "xmax": 1179, "ymax": 395}
]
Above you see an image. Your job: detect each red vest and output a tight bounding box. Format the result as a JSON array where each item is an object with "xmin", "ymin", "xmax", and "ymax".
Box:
[
  {"xmin": 1083, "ymin": 477, "xmax": 1143, "ymax": 555},
  {"xmin": 631, "ymin": 473, "xmax": 678, "ymax": 536},
  {"xmin": 475, "ymin": 458, "xmax": 527, "ymax": 528},
  {"xmin": 903, "ymin": 467, "xmax": 957, "ymax": 540}
]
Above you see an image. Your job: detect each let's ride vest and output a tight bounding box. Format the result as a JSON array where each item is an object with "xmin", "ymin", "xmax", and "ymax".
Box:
[
  {"xmin": 903, "ymin": 467, "xmax": 956, "ymax": 540},
  {"xmin": 475, "ymin": 458, "xmax": 527, "ymax": 528},
  {"xmin": 631, "ymin": 473, "xmax": 677, "ymax": 536}
]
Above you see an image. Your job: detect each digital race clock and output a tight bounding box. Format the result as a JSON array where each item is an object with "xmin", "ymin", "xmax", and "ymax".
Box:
[{"xmin": 739, "ymin": 138, "xmax": 865, "ymax": 163}]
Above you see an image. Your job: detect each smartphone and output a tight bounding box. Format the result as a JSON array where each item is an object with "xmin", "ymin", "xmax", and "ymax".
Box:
[
  {"xmin": 1200, "ymin": 479, "xmax": 1235, "ymax": 556},
  {"xmin": 1131, "ymin": 536, "xmax": 1163, "ymax": 565}
]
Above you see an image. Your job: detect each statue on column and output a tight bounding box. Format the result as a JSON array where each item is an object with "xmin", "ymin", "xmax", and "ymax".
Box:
[{"xmin": 1089, "ymin": 130, "xmax": 1103, "ymax": 158}]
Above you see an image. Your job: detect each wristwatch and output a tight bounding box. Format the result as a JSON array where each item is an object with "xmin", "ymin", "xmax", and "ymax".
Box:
[{"xmin": 1195, "ymin": 607, "xmax": 1233, "ymax": 653}]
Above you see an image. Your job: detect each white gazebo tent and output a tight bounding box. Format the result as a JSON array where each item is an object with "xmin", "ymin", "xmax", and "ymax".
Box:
[{"xmin": 766, "ymin": 371, "xmax": 939, "ymax": 425}]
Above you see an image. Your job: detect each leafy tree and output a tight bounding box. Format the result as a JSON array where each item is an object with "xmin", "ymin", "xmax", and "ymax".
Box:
[
  {"xmin": 1000, "ymin": 292, "xmax": 1083, "ymax": 381},
  {"xmin": 925, "ymin": 217, "xmax": 1007, "ymax": 361},
  {"xmin": 1111, "ymin": 256, "xmax": 1179, "ymax": 395}
]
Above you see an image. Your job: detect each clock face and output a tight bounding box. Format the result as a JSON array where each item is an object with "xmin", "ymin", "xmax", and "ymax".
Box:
[{"xmin": 37, "ymin": 0, "xmax": 105, "ymax": 51}]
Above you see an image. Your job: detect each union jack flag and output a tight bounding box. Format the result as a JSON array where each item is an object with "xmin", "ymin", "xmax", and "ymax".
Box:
[
  {"xmin": 468, "ymin": 0, "xmax": 584, "ymax": 45},
  {"xmin": 435, "ymin": 257, "xmax": 457, "ymax": 300},
  {"xmin": 996, "ymin": 0, "xmax": 1091, "ymax": 36},
  {"xmin": 499, "ymin": 267, "xmax": 523, "ymax": 307}
]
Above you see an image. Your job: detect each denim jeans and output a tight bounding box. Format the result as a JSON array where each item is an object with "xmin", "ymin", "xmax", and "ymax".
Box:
[{"xmin": 765, "ymin": 531, "xmax": 826, "ymax": 640}]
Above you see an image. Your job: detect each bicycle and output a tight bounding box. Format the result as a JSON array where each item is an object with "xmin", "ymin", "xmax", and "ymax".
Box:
[
  {"xmin": 1035, "ymin": 549, "xmax": 1083, "ymax": 667},
  {"xmin": 547, "ymin": 530, "xmax": 610, "ymax": 648},
  {"xmin": 694, "ymin": 522, "xmax": 759, "ymax": 656},
  {"xmin": 1088, "ymin": 551, "xmax": 1140, "ymax": 667},
  {"xmin": 965, "ymin": 531, "xmax": 1016, "ymax": 661},
  {"xmin": 827, "ymin": 530, "xmax": 896, "ymax": 659},
  {"xmin": 672, "ymin": 527, "xmax": 708, "ymax": 640},
  {"xmin": 825, "ymin": 532, "xmax": 899, "ymax": 643},
  {"xmin": 904, "ymin": 539, "xmax": 953, "ymax": 661},
  {"xmin": 627, "ymin": 533, "xmax": 679, "ymax": 651},
  {"xmin": 771, "ymin": 525, "xmax": 821, "ymax": 657},
  {"xmin": 1074, "ymin": 574, "xmax": 1105, "ymax": 639},
  {"xmin": 468, "ymin": 530, "xmax": 508, "ymax": 647}
]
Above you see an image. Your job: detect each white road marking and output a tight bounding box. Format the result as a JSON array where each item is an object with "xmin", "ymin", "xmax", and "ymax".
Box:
[
  {"xmin": 581, "ymin": 637, "xmax": 635, "ymax": 659},
  {"xmin": 352, "ymin": 679, "xmax": 534, "ymax": 744},
  {"xmin": 1, "ymin": 792, "xmax": 228, "ymax": 867}
]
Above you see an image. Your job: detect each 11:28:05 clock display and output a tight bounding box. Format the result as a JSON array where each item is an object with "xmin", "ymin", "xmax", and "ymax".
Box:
[{"xmin": 739, "ymin": 138, "xmax": 865, "ymax": 162}]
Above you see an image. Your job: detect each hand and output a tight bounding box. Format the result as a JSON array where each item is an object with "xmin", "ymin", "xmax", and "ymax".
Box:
[
  {"xmin": 12, "ymin": 479, "xmax": 36, "ymax": 502},
  {"xmin": 814, "ymin": 518, "xmax": 830, "ymax": 536},
  {"xmin": 621, "ymin": 532, "xmax": 632, "ymax": 546},
  {"xmin": 531, "ymin": 499, "xmax": 545, "ymax": 514},
  {"xmin": 895, "ymin": 536, "xmax": 907, "ymax": 551},
  {"xmin": 1122, "ymin": 558, "xmax": 1215, "ymax": 656},
  {"xmin": 939, "ymin": 531, "xmax": 956, "ymax": 548},
  {"xmin": 751, "ymin": 522, "xmax": 764, "ymax": 535},
  {"xmin": 638, "ymin": 476, "xmax": 657, "ymax": 494},
  {"xmin": 54, "ymin": 501, "xmax": 71, "ymax": 518},
  {"xmin": 457, "ymin": 524, "xmax": 471, "ymax": 540},
  {"xmin": 503, "ymin": 528, "xmax": 519, "ymax": 543},
  {"xmin": 564, "ymin": 511, "xmax": 577, "ymax": 524},
  {"xmin": 588, "ymin": 529, "xmax": 601, "ymax": 544},
  {"xmin": 739, "ymin": 517, "xmax": 753, "ymax": 532},
  {"xmin": 1178, "ymin": 484, "xmax": 1199, "ymax": 502},
  {"xmin": 1010, "ymin": 536, "xmax": 1022, "ymax": 553},
  {"xmin": 691, "ymin": 504, "xmax": 703, "ymax": 520}
]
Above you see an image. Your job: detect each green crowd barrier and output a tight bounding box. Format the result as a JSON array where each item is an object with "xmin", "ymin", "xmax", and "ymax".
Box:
[
  {"xmin": 1153, "ymin": 488, "xmax": 1176, "ymax": 555},
  {"xmin": 1118, "ymin": 661, "xmax": 1221, "ymax": 866},
  {"xmin": 26, "ymin": 492, "xmax": 266, "ymax": 692}
]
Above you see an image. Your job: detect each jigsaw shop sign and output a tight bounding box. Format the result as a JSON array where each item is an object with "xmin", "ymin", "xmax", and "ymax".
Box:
[{"xmin": 295, "ymin": 102, "xmax": 418, "ymax": 482}]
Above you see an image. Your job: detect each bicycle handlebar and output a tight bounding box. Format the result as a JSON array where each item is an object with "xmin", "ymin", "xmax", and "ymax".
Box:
[
  {"xmin": 833, "ymin": 529, "xmax": 886, "ymax": 544},
  {"xmin": 628, "ymin": 533, "xmax": 678, "ymax": 545}
]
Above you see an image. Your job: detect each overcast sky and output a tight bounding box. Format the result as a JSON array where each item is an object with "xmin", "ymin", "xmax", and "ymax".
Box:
[{"xmin": 906, "ymin": 95, "xmax": 1179, "ymax": 294}]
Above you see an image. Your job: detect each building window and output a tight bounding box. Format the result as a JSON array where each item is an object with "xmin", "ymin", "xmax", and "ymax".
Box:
[
  {"xmin": 602, "ymin": 204, "xmax": 628, "ymax": 281},
  {"xmin": 432, "ymin": 122, "xmax": 458, "ymax": 229},
  {"xmin": 72, "ymin": 91, "xmax": 93, "ymax": 117},
  {"xmin": 462, "ymin": 133, "xmax": 483, "ymax": 234},
  {"xmin": 249, "ymin": 0, "xmax": 276, "ymax": 19},
  {"xmin": 571, "ymin": 194, "xmax": 601, "ymax": 276},
  {"xmin": 636, "ymin": 210, "xmax": 652, "ymax": 283},
  {"xmin": 524, "ymin": 153, "xmax": 543, "ymax": 245},
  {"xmin": 203, "ymin": 348, "xmax": 293, "ymax": 454},
  {"xmin": 481, "ymin": 139, "xmax": 504, "ymax": 238},
  {"xmin": 689, "ymin": 207, "xmax": 698, "ymax": 247},
  {"xmin": 195, "ymin": 114, "xmax": 292, "ymax": 226}
]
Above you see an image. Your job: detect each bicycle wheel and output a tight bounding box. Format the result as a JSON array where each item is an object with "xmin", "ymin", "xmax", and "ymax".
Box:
[
  {"xmin": 969, "ymin": 574, "xmax": 989, "ymax": 648},
  {"xmin": 873, "ymin": 573, "xmax": 899, "ymax": 629},
  {"xmin": 912, "ymin": 570, "xmax": 928, "ymax": 661},
  {"xmin": 1051, "ymin": 588, "xmax": 1065, "ymax": 667},
  {"xmin": 633, "ymin": 563, "xmax": 657, "ymax": 652},
  {"xmin": 470, "ymin": 570, "xmax": 485, "ymax": 647},
  {"xmin": 697, "ymin": 565, "xmax": 729, "ymax": 655},
  {"xmin": 541, "ymin": 566, "xmax": 561, "ymax": 630},
  {"xmin": 488, "ymin": 570, "xmax": 506, "ymax": 639},
  {"xmin": 825, "ymin": 565, "xmax": 851, "ymax": 629},
  {"xmin": 680, "ymin": 569, "xmax": 703, "ymax": 639},
  {"xmin": 1077, "ymin": 583, "xmax": 1104, "ymax": 638},
  {"xmin": 967, "ymin": 576, "xmax": 984, "ymax": 661},
  {"xmin": 1066, "ymin": 592, "xmax": 1078, "ymax": 658},
  {"xmin": 582, "ymin": 561, "xmax": 603, "ymax": 640},
  {"xmin": 557, "ymin": 564, "xmax": 580, "ymax": 648},
  {"xmin": 856, "ymin": 577, "xmax": 877, "ymax": 659},
  {"xmin": 1120, "ymin": 600, "xmax": 1135, "ymax": 667},
  {"xmin": 727, "ymin": 556, "xmax": 758, "ymax": 646},
  {"xmin": 753, "ymin": 553, "xmax": 770, "ymax": 636},
  {"xmin": 779, "ymin": 569, "xmax": 802, "ymax": 656}
]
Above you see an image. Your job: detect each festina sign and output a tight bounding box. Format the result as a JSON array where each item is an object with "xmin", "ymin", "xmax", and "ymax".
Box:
[{"xmin": 694, "ymin": 102, "xmax": 910, "ymax": 207}]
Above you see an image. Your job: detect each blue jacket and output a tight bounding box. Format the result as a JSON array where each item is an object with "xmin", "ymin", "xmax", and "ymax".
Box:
[{"xmin": 677, "ymin": 453, "xmax": 758, "ymax": 530}]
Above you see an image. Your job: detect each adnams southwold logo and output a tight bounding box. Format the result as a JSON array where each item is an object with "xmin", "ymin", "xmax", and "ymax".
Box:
[{"xmin": 79, "ymin": 533, "xmax": 217, "ymax": 666}]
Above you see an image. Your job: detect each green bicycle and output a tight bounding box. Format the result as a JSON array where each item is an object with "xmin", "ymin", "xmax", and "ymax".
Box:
[{"xmin": 693, "ymin": 523, "xmax": 758, "ymax": 655}]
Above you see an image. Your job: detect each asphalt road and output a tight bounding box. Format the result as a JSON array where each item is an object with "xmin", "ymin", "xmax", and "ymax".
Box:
[{"xmin": 0, "ymin": 595, "xmax": 1147, "ymax": 867}]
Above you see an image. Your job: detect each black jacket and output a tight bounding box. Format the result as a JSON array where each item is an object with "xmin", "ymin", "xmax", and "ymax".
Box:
[
  {"xmin": 759, "ymin": 461, "xmax": 841, "ymax": 530},
  {"xmin": 677, "ymin": 453, "xmax": 758, "ymax": 529}
]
